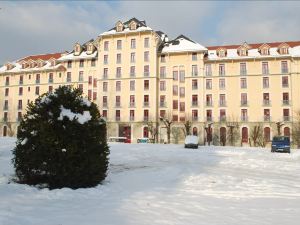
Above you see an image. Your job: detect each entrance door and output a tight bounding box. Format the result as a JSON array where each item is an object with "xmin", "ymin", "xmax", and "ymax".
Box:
[
  {"xmin": 242, "ymin": 127, "xmax": 248, "ymax": 143},
  {"xmin": 119, "ymin": 125, "xmax": 131, "ymax": 139}
]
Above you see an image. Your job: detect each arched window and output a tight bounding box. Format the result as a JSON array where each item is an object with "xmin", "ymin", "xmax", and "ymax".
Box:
[
  {"xmin": 192, "ymin": 127, "xmax": 198, "ymax": 136},
  {"xmin": 3, "ymin": 126, "xmax": 7, "ymax": 137},
  {"xmin": 284, "ymin": 127, "xmax": 290, "ymax": 137},
  {"xmin": 242, "ymin": 127, "xmax": 248, "ymax": 143},
  {"xmin": 220, "ymin": 127, "xmax": 226, "ymax": 145},
  {"xmin": 264, "ymin": 127, "xmax": 271, "ymax": 142},
  {"xmin": 143, "ymin": 127, "xmax": 149, "ymax": 138}
]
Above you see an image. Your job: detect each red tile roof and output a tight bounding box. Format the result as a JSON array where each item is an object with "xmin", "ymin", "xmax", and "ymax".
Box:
[
  {"xmin": 18, "ymin": 53, "xmax": 63, "ymax": 62},
  {"xmin": 207, "ymin": 41, "xmax": 300, "ymax": 50}
]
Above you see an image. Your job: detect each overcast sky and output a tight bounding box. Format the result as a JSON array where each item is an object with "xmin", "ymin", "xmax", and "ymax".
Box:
[{"xmin": 1, "ymin": 1, "xmax": 300, "ymax": 65}]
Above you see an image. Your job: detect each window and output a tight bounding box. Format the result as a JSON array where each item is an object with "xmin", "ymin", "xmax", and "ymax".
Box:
[
  {"xmin": 261, "ymin": 48, "xmax": 269, "ymax": 55},
  {"xmin": 283, "ymin": 92, "xmax": 289, "ymax": 105},
  {"xmin": 78, "ymin": 84, "xmax": 83, "ymax": 91},
  {"xmin": 131, "ymin": 39, "xmax": 136, "ymax": 49},
  {"xmin": 192, "ymin": 65, "xmax": 198, "ymax": 76},
  {"xmin": 160, "ymin": 81, "xmax": 166, "ymax": 91},
  {"xmin": 180, "ymin": 87, "xmax": 185, "ymax": 97},
  {"xmin": 206, "ymin": 79, "xmax": 212, "ymax": 89},
  {"xmin": 281, "ymin": 61, "xmax": 288, "ymax": 74},
  {"xmin": 241, "ymin": 109, "xmax": 248, "ymax": 121},
  {"xmin": 49, "ymin": 73, "xmax": 53, "ymax": 83},
  {"xmin": 3, "ymin": 126, "xmax": 7, "ymax": 137},
  {"xmin": 193, "ymin": 127, "xmax": 198, "ymax": 135},
  {"xmin": 206, "ymin": 94, "xmax": 212, "ymax": 106},
  {"xmin": 279, "ymin": 47, "xmax": 289, "ymax": 55},
  {"xmin": 130, "ymin": 66, "xmax": 135, "ymax": 77},
  {"xmin": 103, "ymin": 96, "xmax": 108, "ymax": 107},
  {"xmin": 93, "ymin": 92, "xmax": 97, "ymax": 101},
  {"xmin": 144, "ymin": 80, "xmax": 149, "ymax": 90},
  {"xmin": 284, "ymin": 127, "xmax": 290, "ymax": 137},
  {"xmin": 88, "ymin": 76, "xmax": 93, "ymax": 85},
  {"xmin": 144, "ymin": 51, "xmax": 149, "ymax": 62},
  {"xmin": 117, "ymin": 40, "xmax": 122, "ymax": 50},
  {"xmin": 172, "ymin": 115, "xmax": 178, "ymax": 122},
  {"xmin": 264, "ymin": 127, "xmax": 271, "ymax": 142},
  {"xmin": 144, "ymin": 95, "xmax": 149, "ymax": 107},
  {"xmin": 263, "ymin": 93, "xmax": 270, "ymax": 105},
  {"xmin": 18, "ymin": 100, "xmax": 22, "ymax": 110},
  {"xmin": 160, "ymin": 95, "xmax": 166, "ymax": 107},
  {"xmin": 19, "ymin": 87, "xmax": 23, "ymax": 96},
  {"xmin": 264, "ymin": 109, "xmax": 270, "ymax": 121},
  {"xmin": 67, "ymin": 72, "xmax": 71, "ymax": 82},
  {"xmin": 241, "ymin": 93, "xmax": 248, "ymax": 106},
  {"xmin": 130, "ymin": 110, "xmax": 135, "ymax": 121},
  {"xmin": 239, "ymin": 48, "xmax": 248, "ymax": 56},
  {"xmin": 103, "ymin": 68, "xmax": 108, "ymax": 79},
  {"xmin": 192, "ymin": 53, "xmax": 197, "ymax": 61},
  {"xmin": 28, "ymin": 87, "xmax": 30, "ymax": 92},
  {"xmin": 35, "ymin": 86, "xmax": 40, "ymax": 95},
  {"xmin": 219, "ymin": 78, "xmax": 225, "ymax": 89},
  {"xmin": 173, "ymin": 100, "xmax": 178, "ymax": 110},
  {"xmin": 103, "ymin": 82, "xmax": 108, "ymax": 92},
  {"xmin": 192, "ymin": 110, "xmax": 198, "ymax": 121},
  {"xmin": 3, "ymin": 112, "xmax": 8, "ymax": 122},
  {"xmin": 130, "ymin": 95, "xmax": 135, "ymax": 107},
  {"xmin": 116, "ymin": 81, "xmax": 121, "ymax": 91},
  {"xmin": 78, "ymin": 71, "xmax": 84, "ymax": 82},
  {"xmin": 88, "ymin": 90, "xmax": 92, "ymax": 100},
  {"xmin": 240, "ymin": 78, "xmax": 247, "ymax": 89},
  {"xmin": 67, "ymin": 61, "xmax": 72, "ymax": 68},
  {"xmin": 116, "ymin": 96, "xmax": 121, "ymax": 107},
  {"xmin": 91, "ymin": 59, "xmax": 96, "ymax": 67},
  {"xmin": 282, "ymin": 76, "xmax": 289, "ymax": 87},
  {"xmin": 220, "ymin": 109, "xmax": 226, "ymax": 121},
  {"xmin": 160, "ymin": 66, "xmax": 166, "ymax": 78},
  {"xmin": 219, "ymin": 94, "xmax": 226, "ymax": 106},
  {"xmin": 192, "ymin": 95, "xmax": 198, "ymax": 106},
  {"xmin": 263, "ymin": 77, "xmax": 269, "ymax": 88},
  {"xmin": 179, "ymin": 69, "xmax": 185, "ymax": 82},
  {"xmin": 160, "ymin": 110, "xmax": 166, "ymax": 118},
  {"xmin": 161, "ymin": 55, "xmax": 166, "ymax": 63},
  {"xmin": 144, "ymin": 37, "xmax": 149, "ymax": 48},
  {"xmin": 104, "ymin": 55, "xmax": 108, "ymax": 64},
  {"xmin": 116, "ymin": 67, "xmax": 122, "ymax": 78},
  {"xmin": 5, "ymin": 88, "xmax": 9, "ymax": 96},
  {"xmin": 242, "ymin": 127, "xmax": 248, "ymax": 142},
  {"xmin": 130, "ymin": 80, "xmax": 135, "ymax": 91},
  {"xmin": 143, "ymin": 110, "xmax": 149, "ymax": 122},
  {"xmin": 116, "ymin": 54, "xmax": 121, "ymax": 64},
  {"xmin": 205, "ymin": 64, "xmax": 212, "ymax": 76},
  {"xmin": 262, "ymin": 62, "xmax": 269, "ymax": 75},
  {"xmin": 206, "ymin": 110, "xmax": 212, "ymax": 121},
  {"xmin": 192, "ymin": 79, "xmax": 198, "ymax": 90},
  {"xmin": 173, "ymin": 69, "xmax": 178, "ymax": 80},
  {"xmin": 116, "ymin": 110, "xmax": 120, "ymax": 121},
  {"xmin": 240, "ymin": 63, "xmax": 247, "ymax": 75},
  {"xmin": 104, "ymin": 41, "xmax": 109, "ymax": 51},
  {"xmin": 19, "ymin": 75, "xmax": 23, "ymax": 85},
  {"xmin": 4, "ymin": 100, "xmax": 8, "ymax": 110},
  {"xmin": 93, "ymin": 78, "xmax": 97, "ymax": 88},
  {"xmin": 102, "ymin": 110, "xmax": 107, "ymax": 119},
  {"xmin": 173, "ymin": 85, "xmax": 178, "ymax": 95},
  {"xmin": 144, "ymin": 65, "xmax": 149, "ymax": 76},
  {"xmin": 180, "ymin": 102, "xmax": 185, "ymax": 112},
  {"xmin": 5, "ymin": 77, "xmax": 9, "ymax": 86},
  {"xmin": 283, "ymin": 109, "xmax": 290, "ymax": 121},
  {"xmin": 130, "ymin": 53, "xmax": 135, "ymax": 63},
  {"xmin": 79, "ymin": 60, "xmax": 84, "ymax": 67},
  {"xmin": 36, "ymin": 74, "xmax": 40, "ymax": 84},
  {"xmin": 219, "ymin": 64, "xmax": 225, "ymax": 76}
]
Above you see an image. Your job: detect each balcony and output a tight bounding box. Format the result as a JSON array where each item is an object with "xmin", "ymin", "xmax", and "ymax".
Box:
[
  {"xmin": 263, "ymin": 115, "xmax": 271, "ymax": 122},
  {"xmin": 115, "ymin": 102, "xmax": 121, "ymax": 108},
  {"xmin": 143, "ymin": 102, "xmax": 150, "ymax": 107},
  {"xmin": 263, "ymin": 100, "xmax": 271, "ymax": 106},
  {"xmin": 17, "ymin": 116, "xmax": 22, "ymax": 122},
  {"xmin": 115, "ymin": 116, "xmax": 120, "ymax": 121},
  {"xmin": 103, "ymin": 102, "xmax": 108, "ymax": 108},
  {"xmin": 19, "ymin": 80, "xmax": 23, "ymax": 85},
  {"xmin": 130, "ymin": 73, "xmax": 135, "ymax": 77},
  {"xmin": 241, "ymin": 116, "xmax": 248, "ymax": 122},
  {"xmin": 129, "ymin": 102, "xmax": 135, "ymax": 107},
  {"xmin": 282, "ymin": 100, "xmax": 290, "ymax": 106},
  {"xmin": 116, "ymin": 74, "xmax": 122, "ymax": 79},
  {"xmin": 102, "ymin": 75, "xmax": 108, "ymax": 80},
  {"xmin": 219, "ymin": 101, "xmax": 227, "ymax": 107},
  {"xmin": 282, "ymin": 83, "xmax": 289, "ymax": 88},
  {"xmin": 3, "ymin": 105, "xmax": 8, "ymax": 111},
  {"xmin": 192, "ymin": 85, "xmax": 198, "ymax": 90},
  {"xmin": 191, "ymin": 101, "xmax": 198, "ymax": 107},
  {"xmin": 219, "ymin": 116, "xmax": 227, "ymax": 122},
  {"xmin": 5, "ymin": 81, "xmax": 9, "ymax": 86},
  {"xmin": 48, "ymin": 78, "xmax": 53, "ymax": 83},
  {"xmin": 35, "ymin": 79, "xmax": 40, "ymax": 84},
  {"xmin": 18, "ymin": 105, "xmax": 22, "ymax": 110},
  {"xmin": 66, "ymin": 78, "xmax": 71, "ymax": 83},
  {"xmin": 159, "ymin": 102, "xmax": 167, "ymax": 108},
  {"xmin": 160, "ymin": 74, "xmax": 166, "ymax": 79},
  {"xmin": 206, "ymin": 101, "xmax": 213, "ymax": 107},
  {"xmin": 144, "ymin": 72, "xmax": 149, "ymax": 77},
  {"xmin": 192, "ymin": 116, "xmax": 198, "ymax": 122},
  {"xmin": 283, "ymin": 116, "xmax": 290, "ymax": 122},
  {"xmin": 191, "ymin": 72, "xmax": 198, "ymax": 76},
  {"xmin": 144, "ymin": 116, "xmax": 149, "ymax": 122},
  {"xmin": 206, "ymin": 117, "xmax": 213, "ymax": 122},
  {"xmin": 240, "ymin": 101, "xmax": 248, "ymax": 107},
  {"xmin": 129, "ymin": 116, "xmax": 135, "ymax": 121}
]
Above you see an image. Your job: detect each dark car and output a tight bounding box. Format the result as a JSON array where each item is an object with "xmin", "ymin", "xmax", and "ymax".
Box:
[{"xmin": 271, "ymin": 136, "xmax": 290, "ymax": 153}]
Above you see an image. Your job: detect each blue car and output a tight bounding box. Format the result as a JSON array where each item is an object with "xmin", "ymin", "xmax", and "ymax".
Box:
[{"xmin": 271, "ymin": 136, "xmax": 290, "ymax": 153}]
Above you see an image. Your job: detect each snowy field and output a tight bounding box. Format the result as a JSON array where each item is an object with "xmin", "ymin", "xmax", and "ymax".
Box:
[{"xmin": 1, "ymin": 138, "xmax": 300, "ymax": 225}]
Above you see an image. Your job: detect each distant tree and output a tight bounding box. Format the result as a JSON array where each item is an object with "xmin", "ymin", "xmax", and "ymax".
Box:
[
  {"xmin": 250, "ymin": 123, "xmax": 265, "ymax": 147},
  {"xmin": 13, "ymin": 86, "xmax": 109, "ymax": 189},
  {"xmin": 226, "ymin": 116, "xmax": 240, "ymax": 146},
  {"xmin": 144, "ymin": 120, "xmax": 158, "ymax": 143},
  {"xmin": 292, "ymin": 111, "xmax": 300, "ymax": 148},
  {"xmin": 204, "ymin": 122, "xmax": 213, "ymax": 146},
  {"xmin": 160, "ymin": 113, "xmax": 173, "ymax": 144},
  {"xmin": 171, "ymin": 126, "xmax": 183, "ymax": 144},
  {"xmin": 276, "ymin": 121, "xmax": 284, "ymax": 136},
  {"xmin": 181, "ymin": 119, "xmax": 192, "ymax": 137}
]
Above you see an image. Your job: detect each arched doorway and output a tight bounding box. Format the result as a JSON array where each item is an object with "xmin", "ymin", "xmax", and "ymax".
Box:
[
  {"xmin": 264, "ymin": 127, "xmax": 271, "ymax": 142},
  {"xmin": 143, "ymin": 127, "xmax": 149, "ymax": 138},
  {"xmin": 242, "ymin": 127, "xmax": 248, "ymax": 143},
  {"xmin": 284, "ymin": 127, "xmax": 290, "ymax": 137},
  {"xmin": 3, "ymin": 126, "xmax": 7, "ymax": 137},
  {"xmin": 220, "ymin": 127, "xmax": 226, "ymax": 146},
  {"xmin": 192, "ymin": 127, "xmax": 198, "ymax": 136}
]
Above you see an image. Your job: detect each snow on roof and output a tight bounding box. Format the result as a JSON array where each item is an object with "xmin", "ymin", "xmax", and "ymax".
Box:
[
  {"xmin": 161, "ymin": 35, "xmax": 207, "ymax": 53},
  {"xmin": 57, "ymin": 50, "xmax": 97, "ymax": 61},
  {"xmin": 100, "ymin": 26, "xmax": 152, "ymax": 36},
  {"xmin": 0, "ymin": 61, "xmax": 63, "ymax": 74}
]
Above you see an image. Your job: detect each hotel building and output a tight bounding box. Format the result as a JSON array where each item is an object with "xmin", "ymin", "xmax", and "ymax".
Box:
[{"xmin": 1, "ymin": 18, "xmax": 300, "ymax": 144}]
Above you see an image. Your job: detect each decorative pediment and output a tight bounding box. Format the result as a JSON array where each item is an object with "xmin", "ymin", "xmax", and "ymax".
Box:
[
  {"xmin": 278, "ymin": 42, "xmax": 290, "ymax": 55},
  {"xmin": 19, "ymin": 60, "xmax": 28, "ymax": 69},
  {"xmin": 216, "ymin": 48, "xmax": 227, "ymax": 57},
  {"xmin": 129, "ymin": 20, "xmax": 137, "ymax": 30},
  {"xmin": 258, "ymin": 43, "xmax": 271, "ymax": 55},
  {"xmin": 36, "ymin": 59, "xmax": 45, "ymax": 67},
  {"xmin": 238, "ymin": 42, "xmax": 251, "ymax": 56},
  {"xmin": 48, "ymin": 58, "xmax": 56, "ymax": 67},
  {"xmin": 86, "ymin": 42, "xmax": 95, "ymax": 55},
  {"xmin": 116, "ymin": 21, "xmax": 124, "ymax": 32},
  {"xmin": 74, "ymin": 43, "xmax": 82, "ymax": 56}
]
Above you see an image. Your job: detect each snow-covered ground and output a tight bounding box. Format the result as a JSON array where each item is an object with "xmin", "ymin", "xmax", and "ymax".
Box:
[{"xmin": 1, "ymin": 137, "xmax": 300, "ymax": 225}]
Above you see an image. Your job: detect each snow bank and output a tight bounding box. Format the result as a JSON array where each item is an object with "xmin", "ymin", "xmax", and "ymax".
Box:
[{"xmin": 58, "ymin": 106, "xmax": 91, "ymax": 124}]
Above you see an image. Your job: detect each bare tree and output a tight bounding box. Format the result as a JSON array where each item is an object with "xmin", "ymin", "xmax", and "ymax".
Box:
[
  {"xmin": 226, "ymin": 116, "xmax": 240, "ymax": 146},
  {"xmin": 181, "ymin": 120, "xmax": 192, "ymax": 137},
  {"xmin": 276, "ymin": 121, "xmax": 284, "ymax": 136},
  {"xmin": 6, "ymin": 121, "xmax": 16, "ymax": 137},
  {"xmin": 160, "ymin": 113, "xmax": 173, "ymax": 144},
  {"xmin": 250, "ymin": 123, "xmax": 265, "ymax": 147},
  {"xmin": 292, "ymin": 111, "xmax": 300, "ymax": 148},
  {"xmin": 144, "ymin": 120, "xmax": 158, "ymax": 143},
  {"xmin": 171, "ymin": 126, "xmax": 183, "ymax": 144},
  {"xmin": 204, "ymin": 122, "xmax": 213, "ymax": 146}
]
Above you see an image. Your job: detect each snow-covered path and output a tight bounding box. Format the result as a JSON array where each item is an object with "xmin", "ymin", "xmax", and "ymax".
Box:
[{"xmin": 0, "ymin": 138, "xmax": 300, "ymax": 225}]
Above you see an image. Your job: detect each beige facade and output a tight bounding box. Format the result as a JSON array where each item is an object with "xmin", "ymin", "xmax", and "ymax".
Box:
[{"xmin": 1, "ymin": 18, "xmax": 300, "ymax": 145}]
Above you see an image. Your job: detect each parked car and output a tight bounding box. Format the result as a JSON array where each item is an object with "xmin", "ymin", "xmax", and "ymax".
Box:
[
  {"xmin": 184, "ymin": 135, "xmax": 199, "ymax": 149},
  {"xmin": 137, "ymin": 138, "xmax": 150, "ymax": 143},
  {"xmin": 108, "ymin": 137, "xmax": 131, "ymax": 143},
  {"xmin": 271, "ymin": 136, "xmax": 290, "ymax": 153}
]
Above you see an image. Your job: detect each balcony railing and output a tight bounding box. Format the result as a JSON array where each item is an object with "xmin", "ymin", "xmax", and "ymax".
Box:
[
  {"xmin": 144, "ymin": 72, "xmax": 149, "ymax": 77},
  {"xmin": 19, "ymin": 80, "xmax": 23, "ymax": 85},
  {"xmin": 3, "ymin": 105, "xmax": 8, "ymax": 110},
  {"xmin": 48, "ymin": 78, "xmax": 53, "ymax": 83},
  {"xmin": 192, "ymin": 116, "xmax": 198, "ymax": 121},
  {"xmin": 219, "ymin": 116, "xmax": 227, "ymax": 122},
  {"xmin": 241, "ymin": 116, "xmax": 248, "ymax": 122},
  {"xmin": 17, "ymin": 117, "xmax": 22, "ymax": 122},
  {"xmin": 263, "ymin": 100, "xmax": 271, "ymax": 106},
  {"xmin": 130, "ymin": 73, "xmax": 135, "ymax": 77},
  {"xmin": 219, "ymin": 101, "xmax": 227, "ymax": 107},
  {"xmin": 192, "ymin": 101, "xmax": 198, "ymax": 107},
  {"xmin": 159, "ymin": 102, "xmax": 167, "ymax": 107},
  {"xmin": 144, "ymin": 116, "xmax": 149, "ymax": 122},
  {"xmin": 103, "ymin": 103, "xmax": 108, "ymax": 108},
  {"xmin": 143, "ymin": 102, "xmax": 150, "ymax": 107},
  {"xmin": 66, "ymin": 78, "xmax": 71, "ymax": 83},
  {"xmin": 115, "ymin": 102, "xmax": 121, "ymax": 108},
  {"xmin": 206, "ymin": 117, "xmax": 213, "ymax": 122},
  {"xmin": 35, "ymin": 79, "xmax": 40, "ymax": 84},
  {"xmin": 240, "ymin": 101, "xmax": 248, "ymax": 106},
  {"xmin": 129, "ymin": 116, "xmax": 135, "ymax": 121},
  {"xmin": 192, "ymin": 85, "xmax": 198, "ymax": 90},
  {"xmin": 191, "ymin": 72, "xmax": 198, "ymax": 76},
  {"xmin": 283, "ymin": 116, "xmax": 290, "ymax": 122},
  {"xmin": 282, "ymin": 100, "xmax": 290, "ymax": 105},
  {"xmin": 160, "ymin": 73, "xmax": 166, "ymax": 78},
  {"xmin": 102, "ymin": 75, "xmax": 108, "ymax": 79},
  {"xmin": 115, "ymin": 116, "xmax": 120, "ymax": 121},
  {"xmin": 129, "ymin": 102, "xmax": 135, "ymax": 107},
  {"xmin": 18, "ymin": 105, "xmax": 22, "ymax": 110},
  {"xmin": 282, "ymin": 83, "xmax": 289, "ymax": 88},
  {"xmin": 206, "ymin": 101, "xmax": 213, "ymax": 107},
  {"xmin": 263, "ymin": 116, "xmax": 271, "ymax": 122}
]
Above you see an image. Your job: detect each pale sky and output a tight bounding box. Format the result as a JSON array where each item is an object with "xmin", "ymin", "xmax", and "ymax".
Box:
[{"xmin": 1, "ymin": 1, "xmax": 300, "ymax": 65}]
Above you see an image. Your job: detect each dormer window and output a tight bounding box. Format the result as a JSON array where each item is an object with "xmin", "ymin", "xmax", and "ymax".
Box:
[
  {"xmin": 217, "ymin": 49, "xmax": 226, "ymax": 57},
  {"xmin": 74, "ymin": 43, "xmax": 81, "ymax": 56},
  {"xmin": 129, "ymin": 21, "xmax": 137, "ymax": 30},
  {"xmin": 238, "ymin": 48, "xmax": 248, "ymax": 56},
  {"xmin": 259, "ymin": 44, "xmax": 270, "ymax": 56},
  {"xmin": 279, "ymin": 47, "xmax": 289, "ymax": 55},
  {"xmin": 116, "ymin": 21, "xmax": 124, "ymax": 32}
]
